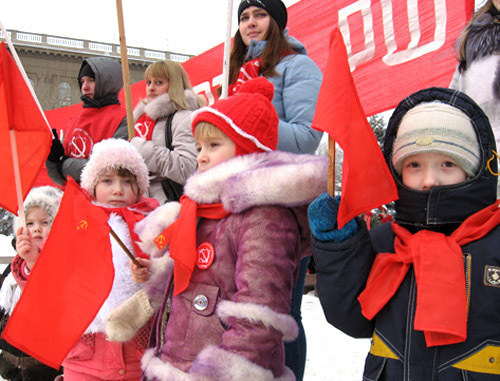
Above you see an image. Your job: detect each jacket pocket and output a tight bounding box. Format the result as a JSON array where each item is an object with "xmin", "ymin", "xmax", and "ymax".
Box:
[
  {"xmin": 64, "ymin": 334, "xmax": 95, "ymax": 361},
  {"xmin": 182, "ymin": 283, "xmax": 225, "ymax": 359}
]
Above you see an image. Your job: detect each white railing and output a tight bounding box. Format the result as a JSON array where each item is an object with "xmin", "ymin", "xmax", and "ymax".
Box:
[
  {"xmin": 145, "ymin": 50, "xmax": 166, "ymax": 60},
  {"xmin": 16, "ymin": 32, "xmax": 42, "ymax": 43},
  {"xmin": 170, "ymin": 53, "xmax": 190, "ymax": 63},
  {"xmin": 117, "ymin": 46, "xmax": 141, "ymax": 56},
  {"xmin": 89, "ymin": 42, "xmax": 113, "ymax": 52},
  {"xmin": 47, "ymin": 36, "xmax": 84, "ymax": 49}
]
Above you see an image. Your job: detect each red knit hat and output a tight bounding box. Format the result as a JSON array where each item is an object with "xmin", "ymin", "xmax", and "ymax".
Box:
[{"xmin": 191, "ymin": 77, "xmax": 278, "ymax": 156}]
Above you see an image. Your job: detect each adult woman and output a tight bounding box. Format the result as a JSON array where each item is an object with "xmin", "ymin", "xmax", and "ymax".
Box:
[
  {"xmin": 449, "ymin": 0, "xmax": 500, "ymax": 195},
  {"xmin": 230, "ymin": 0, "xmax": 323, "ymax": 155},
  {"xmin": 229, "ymin": 1, "xmax": 323, "ymax": 379},
  {"xmin": 131, "ymin": 60, "xmax": 203, "ymax": 204}
]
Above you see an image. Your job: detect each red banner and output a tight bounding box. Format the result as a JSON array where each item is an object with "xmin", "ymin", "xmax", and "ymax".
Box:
[
  {"xmin": 188, "ymin": 0, "xmax": 473, "ymax": 115},
  {"xmin": 37, "ymin": 0, "xmax": 473, "ymax": 188}
]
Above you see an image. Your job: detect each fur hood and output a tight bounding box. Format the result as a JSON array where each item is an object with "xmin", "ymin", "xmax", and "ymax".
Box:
[
  {"xmin": 184, "ymin": 150, "xmax": 327, "ymax": 211},
  {"xmin": 460, "ymin": 11, "xmax": 500, "ymax": 71},
  {"xmin": 135, "ymin": 151, "xmax": 327, "ymax": 257},
  {"xmin": 133, "ymin": 89, "xmax": 200, "ymax": 122}
]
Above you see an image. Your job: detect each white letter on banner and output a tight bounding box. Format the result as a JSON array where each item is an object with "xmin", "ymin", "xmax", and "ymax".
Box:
[
  {"xmin": 338, "ymin": 0, "xmax": 375, "ymax": 71},
  {"xmin": 382, "ymin": 0, "xmax": 447, "ymax": 66},
  {"xmin": 193, "ymin": 81, "xmax": 214, "ymax": 105}
]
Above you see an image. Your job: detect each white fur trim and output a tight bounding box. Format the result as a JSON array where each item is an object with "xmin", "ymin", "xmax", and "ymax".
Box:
[
  {"xmin": 192, "ymin": 107, "xmax": 273, "ymax": 152},
  {"xmin": 135, "ymin": 202, "xmax": 181, "ymax": 257},
  {"xmin": 191, "ymin": 345, "xmax": 295, "ymax": 380},
  {"xmin": 142, "ymin": 348, "xmax": 190, "ymax": 381},
  {"xmin": 217, "ymin": 300, "xmax": 298, "ymax": 342},
  {"xmin": 86, "ymin": 213, "xmax": 142, "ymax": 333},
  {"xmin": 0, "ymin": 273, "xmax": 21, "ymax": 315},
  {"xmin": 184, "ymin": 151, "xmax": 328, "ymax": 211},
  {"xmin": 80, "ymin": 138, "xmax": 149, "ymax": 196}
]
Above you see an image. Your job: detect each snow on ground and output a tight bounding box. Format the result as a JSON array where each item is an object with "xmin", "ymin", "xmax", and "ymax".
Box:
[{"xmin": 303, "ymin": 292, "xmax": 371, "ymax": 380}]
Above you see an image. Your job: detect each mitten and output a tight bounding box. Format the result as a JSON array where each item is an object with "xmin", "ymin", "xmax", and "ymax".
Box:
[
  {"xmin": 47, "ymin": 129, "xmax": 66, "ymax": 163},
  {"xmin": 106, "ymin": 289, "xmax": 155, "ymax": 342},
  {"xmin": 308, "ymin": 192, "xmax": 358, "ymax": 242}
]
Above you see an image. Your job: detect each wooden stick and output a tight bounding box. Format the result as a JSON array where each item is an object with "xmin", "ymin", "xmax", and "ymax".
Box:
[
  {"xmin": 109, "ymin": 228, "xmax": 143, "ymax": 268},
  {"xmin": 328, "ymin": 135, "xmax": 335, "ymax": 196},
  {"xmin": 220, "ymin": 0, "xmax": 234, "ymax": 99},
  {"xmin": 9, "ymin": 130, "xmax": 25, "ymax": 228},
  {"xmin": 115, "ymin": 0, "xmax": 135, "ymax": 139}
]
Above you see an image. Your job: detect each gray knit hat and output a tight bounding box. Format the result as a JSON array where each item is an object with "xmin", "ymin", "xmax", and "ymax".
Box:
[
  {"xmin": 13, "ymin": 186, "xmax": 63, "ymax": 232},
  {"xmin": 80, "ymin": 138, "xmax": 149, "ymax": 197},
  {"xmin": 392, "ymin": 102, "xmax": 481, "ymax": 178}
]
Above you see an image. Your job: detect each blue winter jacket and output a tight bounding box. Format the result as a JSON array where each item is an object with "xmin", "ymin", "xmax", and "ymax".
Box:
[{"xmin": 246, "ymin": 34, "xmax": 323, "ymax": 154}]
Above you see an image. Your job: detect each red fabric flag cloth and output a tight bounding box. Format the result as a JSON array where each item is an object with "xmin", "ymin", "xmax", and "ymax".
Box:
[
  {"xmin": 153, "ymin": 195, "xmax": 230, "ymax": 296},
  {"xmin": 0, "ymin": 42, "xmax": 52, "ymax": 214},
  {"xmin": 311, "ymin": 28, "xmax": 398, "ymax": 228},
  {"xmin": 358, "ymin": 200, "xmax": 500, "ymax": 347},
  {"xmin": 2, "ymin": 177, "xmax": 114, "ymax": 369}
]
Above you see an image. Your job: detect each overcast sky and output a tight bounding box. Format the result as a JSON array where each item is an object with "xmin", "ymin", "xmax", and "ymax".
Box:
[{"xmin": 2, "ymin": 0, "xmax": 300, "ymax": 56}]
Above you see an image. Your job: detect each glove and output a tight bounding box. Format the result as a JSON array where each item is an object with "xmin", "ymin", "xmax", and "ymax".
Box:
[
  {"xmin": 47, "ymin": 129, "xmax": 66, "ymax": 163},
  {"xmin": 308, "ymin": 192, "xmax": 358, "ymax": 242},
  {"xmin": 106, "ymin": 289, "xmax": 155, "ymax": 342}
]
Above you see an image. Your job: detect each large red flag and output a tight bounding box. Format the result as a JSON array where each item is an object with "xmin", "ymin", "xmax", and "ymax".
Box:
[
  {"xmin": 312, "ymin": 28, "xmax": 398, "ymax": 229},
  {"xmin": 0, "ymin": 42, "xmax": 52, "ymax": 214},
  {"xmin": 2, "ymin": 177, "xmax": 114, "ymax": 368}
]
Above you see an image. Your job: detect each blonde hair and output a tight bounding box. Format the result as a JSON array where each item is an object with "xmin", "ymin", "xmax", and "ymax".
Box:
[
  {"xmin": 145, "ymin": 60, "xmax": 203, "ymax": 110},
  {"xmin": 193, "ymin": 122, "xmax": 229, "ymax": 141}
]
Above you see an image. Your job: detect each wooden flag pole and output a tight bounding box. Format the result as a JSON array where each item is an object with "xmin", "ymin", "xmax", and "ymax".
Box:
[
  {"xmin": 328, "ymin": 136, "xmax": 335, "ymax": 196},
  {"xmin": 109, "ymin": 228, "xmax": 144, "ymax": 268},
  {"xmin": 221, "ymin": 0, "xmax": 234, "ymax": 99},
  {"xmin": 115, "ymin": 0, "xmax": 135, "ymax": 139}
]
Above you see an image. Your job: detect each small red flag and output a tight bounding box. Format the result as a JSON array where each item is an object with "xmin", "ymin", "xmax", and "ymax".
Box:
[
  {"xmin": 312, "ymin": 28, "xmax": 398, "ymax": 228},
  {"xmin": 2, "ymin": 177, "xmax": 114, "ymax": 368},
  {"xmin": 0, "ymin": 42, "xmax": 52, "ymax": 214}
]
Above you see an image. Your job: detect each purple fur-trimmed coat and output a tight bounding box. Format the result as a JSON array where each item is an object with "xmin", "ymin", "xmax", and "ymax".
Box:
[{"xmin": 134, "ymin": 151, "xmax": 327, "ymax": 381}]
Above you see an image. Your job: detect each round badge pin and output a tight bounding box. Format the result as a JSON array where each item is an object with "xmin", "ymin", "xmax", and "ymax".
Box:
[{"xmin": 196, "ymin": 242, "xmax": 215, "ymax": 270}]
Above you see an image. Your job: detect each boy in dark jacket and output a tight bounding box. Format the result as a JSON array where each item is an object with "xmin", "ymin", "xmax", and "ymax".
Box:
[{"xmin": 308, "ymin": 87, "xmax": 500, "ymax": 380}]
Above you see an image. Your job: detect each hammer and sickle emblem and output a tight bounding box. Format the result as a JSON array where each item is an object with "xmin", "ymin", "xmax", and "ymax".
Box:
[
  {"xmin": 77, "ymin": 220, "xmax": 88, "ymax": 231},
  {"xmin": 154, "ymin": 235, "xmax": 166, "ymax": 250}
]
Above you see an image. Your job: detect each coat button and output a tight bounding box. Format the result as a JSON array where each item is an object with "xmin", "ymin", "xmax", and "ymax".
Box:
[
  {"xmin": 118, "ymin": 369, "xmax": 126, "ymax": 375},
  {"xmin": 193, "ymin": 294, "xmax": 209, "ymax": 311}
]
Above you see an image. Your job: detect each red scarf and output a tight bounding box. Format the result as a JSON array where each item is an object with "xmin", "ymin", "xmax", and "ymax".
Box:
[
  {"xmin": 134, "ymin": 113, "xmax": 156, "ymax": 141},
  {"xmin": 228, "ymin": 58, "xmax": 261, "ymax": 96},
  {"xmin": 101, "ymin": 197, "xmax": 159, "ymax": 259},
  {"xmin": 358, "ymin": 200, "xmax": 500, "ymax": 347},
  {"xmin": 154, "ymin": 195, "xmax": 231, "ymax": 295}
]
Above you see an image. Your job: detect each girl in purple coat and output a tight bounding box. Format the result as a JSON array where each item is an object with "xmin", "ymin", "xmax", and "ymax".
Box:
[{"xmin": 106, "ymin": 77, "xmax": 327, "ymax": 380}]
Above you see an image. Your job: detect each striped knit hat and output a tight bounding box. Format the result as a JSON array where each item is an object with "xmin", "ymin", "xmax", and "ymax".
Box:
[{"xmin": 392, "ymin": 102, "xmax": 480, "ymax": 178}]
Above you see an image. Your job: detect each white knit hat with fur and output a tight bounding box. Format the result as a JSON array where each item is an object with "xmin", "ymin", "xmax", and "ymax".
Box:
[
  {"xmin": 13, "ymin": 186, "xmax": 63, "ymax": 232},
  {"xmin": 80, "ymin": 138, "xmax": 149, "ymax": 196},
  {"xmin": 392, "ymin": 102, "xmax": 480, "ymax": 178}
]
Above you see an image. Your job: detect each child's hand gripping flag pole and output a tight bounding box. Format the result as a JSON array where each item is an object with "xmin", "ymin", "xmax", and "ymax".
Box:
[
  {"xmin": 2, "ymin": 177, "xmax": 115, "ymax": 369},
  {"xmin": 312, "ymin": 28, "xmax": 398, "ymax": 229},
  {"xmin": 0, "ymin": 21, "xmax": 52, "ymax": 219}
]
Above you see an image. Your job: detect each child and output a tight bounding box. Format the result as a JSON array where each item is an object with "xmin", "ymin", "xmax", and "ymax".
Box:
[
  {"xmin": 62, "ymin": 139, "xmax": 159, "ymax": 380},
  {"xmin": 130, "ymin": 60, "xmax": 203, "ymax": 204},
  {"xmin": 0, "ymin": 186, "xmax": 63, "ymax": 381},
  {"xmin": 106, "ymin": 77, "xmax": 327, "ymax": 380},
  {"xmin": 308, "ymin": 87, "xmax": 500, "ymax": 380}
]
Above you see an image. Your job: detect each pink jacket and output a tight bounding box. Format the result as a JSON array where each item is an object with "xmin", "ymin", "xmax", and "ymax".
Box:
[{"xmin": 136, "ymin": 151, "xmax": 327, "ymax": 380}]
